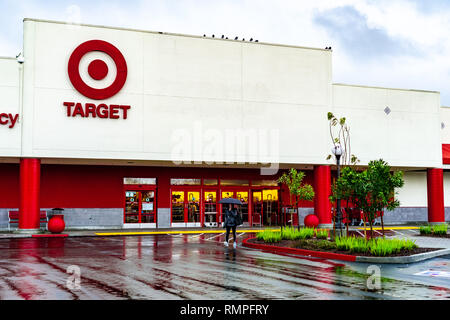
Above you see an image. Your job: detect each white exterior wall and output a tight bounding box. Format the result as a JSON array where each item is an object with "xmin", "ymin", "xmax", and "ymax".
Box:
[
  {"xmin": 18, "ymin": 19, "xmax": 332, "ymax": 165},
  {"xmin": 439, "ymin": 107, "xmax": 450, "ymax": 211},
  {"xmin": 332, "ymin": 84, "xmax": 441, "ymax": 168},
  {"xmin": 441, "ymin": 107, "xmax": 450, "ymax": 143},
  {"xmin": 0, "ymin": 58, "xmax": 21, "ymax": 157},
  {"xmin": 396, "ymin": 171, "xmax": 427, "ymax": 207}
]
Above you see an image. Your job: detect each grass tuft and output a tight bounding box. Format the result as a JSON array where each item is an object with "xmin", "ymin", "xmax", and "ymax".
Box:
[
  {"xmin": 432, "ymin": 224, "xmax": 448, "ymax": 236},
  {"xmin": 314, "ymin": 229, "xmax": 329, "ymax": 240},
  {"xmin": 335, "ymin": 236, "xmax": 417, "ymax": 256},
  {"xmin": 419, "ymin": 225, "xmax": 432, "ymax": 235},
  {"xmin": 256, "ymin": 229, "xmax": 282, "ymax": 242}
]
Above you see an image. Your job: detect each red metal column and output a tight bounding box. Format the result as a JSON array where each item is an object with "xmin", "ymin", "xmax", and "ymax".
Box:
[
  {"xmin": 19, "ymin": 158, "xmax": 41, "ymax": 231},
  {"xmin": 427, "ymin": 168, "xmax": 445, "ymax": 224},
  {"xmin": 314, "ymin": 165, "xmax": 332, "ymax": 227}
]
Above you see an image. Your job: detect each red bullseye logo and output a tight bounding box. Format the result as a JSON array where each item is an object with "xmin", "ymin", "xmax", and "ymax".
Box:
[{"xmin": 68, "ymin": 40, "xmax": 127, "ymax": 100}]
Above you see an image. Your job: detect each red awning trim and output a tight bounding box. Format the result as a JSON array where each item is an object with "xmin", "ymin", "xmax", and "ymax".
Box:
[{"xmin": 443, "ymin": 144, "xmax": 450, "ymax": 164}]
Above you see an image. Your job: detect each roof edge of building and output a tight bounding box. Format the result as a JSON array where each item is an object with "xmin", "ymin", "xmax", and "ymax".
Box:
[
  {"xmin": 333, "ymin": 82, "xmax": 440, "ymax": 94},
  {"xmin": 23, "ymin": 17, "xmax": 331, "ymax": 53}
]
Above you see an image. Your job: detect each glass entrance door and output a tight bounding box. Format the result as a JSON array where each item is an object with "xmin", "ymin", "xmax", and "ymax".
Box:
[
  {"xmin": 124, "ymin": 189, "xmax": 157, "ymax": 228},
  {"xmin": 236, "ymin": 191, "xmax": 249, "ymax": 226},
  {"xmin": 171, "ymin": 190, "xmax": 201, "ymax": 227},
  {"xmin": 171, "ymin": 191, "xmax": 185, "ymax": 225},
  {"xmin": 204, "ymin": 191, "xmax": 218, "ymax": 227},
  {"xmin": 262, "ymin": 189, "xmax": 279, "ymax": 226},
  {"xmin": 252, "ymin": 191, "xmax": 263, "ymax": 226},
  {"xmin": 140, "ymin": 190, "xmax": 156, "ymax": 225},
  {"xmin": 186, "ymin": 191, "xmax": 200, "ymax": 227},
  {"xmin": 125, "ymin": 191, "xmax": 139, "ymax": 223}
]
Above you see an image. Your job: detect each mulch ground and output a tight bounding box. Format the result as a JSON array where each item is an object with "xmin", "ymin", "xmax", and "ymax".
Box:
[{"xmin": 247, "ymin": 238, "xmax": 440, "ymax": 257}]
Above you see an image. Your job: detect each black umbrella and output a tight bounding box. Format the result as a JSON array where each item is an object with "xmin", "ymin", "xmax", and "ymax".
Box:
[{"xmin": 218, "ymin": 198, "xmax": 243, "ymax": 205}]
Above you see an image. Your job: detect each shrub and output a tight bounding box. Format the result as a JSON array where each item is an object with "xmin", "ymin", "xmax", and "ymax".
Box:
[
  {"xmin": 432, "ymin": 224, "xmax": 448, "ymax": 236},
  {"xmin": 420, "ymin": 225, "xmax": 432, "ymax": 235}
]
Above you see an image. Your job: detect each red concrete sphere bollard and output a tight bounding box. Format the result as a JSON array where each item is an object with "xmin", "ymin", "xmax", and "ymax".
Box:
[
  {"xmin": 48, "ymin": 214, "xmax": 65, "ymax": 233},
  {"xmin": 304, "ymin": 214, "xmax": 319, "ymax": 228}
]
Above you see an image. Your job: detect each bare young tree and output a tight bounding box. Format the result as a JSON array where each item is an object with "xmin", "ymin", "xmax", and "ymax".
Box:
[{"xmin": 326, "ymin": 112, "xmax": 359, "ymax": 166}]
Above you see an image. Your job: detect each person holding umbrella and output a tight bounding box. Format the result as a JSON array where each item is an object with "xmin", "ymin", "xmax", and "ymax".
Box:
[{"xmin": 219, "ymin": 198, "xmax": 243, "ymax": 249}]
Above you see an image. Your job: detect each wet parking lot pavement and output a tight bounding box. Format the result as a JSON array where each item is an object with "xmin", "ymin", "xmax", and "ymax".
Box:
[{"xmin": 0, "ymin": 232, "xmax": 449, "ymax": 300}]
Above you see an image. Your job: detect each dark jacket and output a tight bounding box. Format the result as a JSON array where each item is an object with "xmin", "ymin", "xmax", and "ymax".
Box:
[{"xmin": 224, "ymin": 208, "xmax": 239, "ymax": 227}]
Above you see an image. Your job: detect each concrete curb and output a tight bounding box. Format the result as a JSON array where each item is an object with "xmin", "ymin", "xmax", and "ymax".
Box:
[
  {"xmin": 242, "ymin": 237, "xmax": 450, "ymax": 264},
  {"xmin": 242, "ymin": 238, "xmax": 357, "ymax": 262},
  {"xmin": 355, "ymin": 248, "xmax": 450, "ymax": 264}
]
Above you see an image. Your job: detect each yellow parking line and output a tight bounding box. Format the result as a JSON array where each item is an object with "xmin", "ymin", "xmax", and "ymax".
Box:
[
  {"xmin": 95, "ymin": 229, "xmax": 280, "ymax": 236},
  {"xmin": 355, "ymin": 226, "xmax": 419, "ymax": 230}
]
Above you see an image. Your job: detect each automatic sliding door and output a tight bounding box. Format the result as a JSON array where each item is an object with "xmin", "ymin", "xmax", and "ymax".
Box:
[
  {"xmin": 171, "ymin": 191, "xmax": 185, "ymax": 226},
  {"xmin": 252, "ymin": 191, "xmax": 262, "ymax": 226},
  {"xmin": 125, "ymin": 191, "xmax": 139, "ymax": 224},
  {"xmin": 141, "ymin": 190, "xmax": 156, "ymax": 226},
  {"xmin": 171, "ymin": 190, "xmax": 201, "ymax": 227},
  {"xmin": 221, "ymin": 191, "xmax": 234, "ymax": 226},
  {"xmin": 187, "ymin": 191, "xmax": 200, "ymax": 227},
  {"xmin": 204, "ymin": 191, "xmax": 217, "ymax": 227},
  {"xmin": 236, "ymin": 191, "xmax": 249, "ymax": 226},
  {"xmin": 124, "ymin": 189, "xmax": 157, "ymax": 228},
  {"xmin": 263, "ymin": 189, "xmax": 279, "ymax": 226}
]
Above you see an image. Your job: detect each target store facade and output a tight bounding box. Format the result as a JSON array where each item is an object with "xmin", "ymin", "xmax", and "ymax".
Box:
[{"xmin": 0, "ymin": 18, "xmax": 448, "ymax": 232}]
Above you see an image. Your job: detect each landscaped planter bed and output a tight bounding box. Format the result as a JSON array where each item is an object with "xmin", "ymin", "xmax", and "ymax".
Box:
[
  {"xmin": 246, "ymin": 227, "xmax": 450, "ymax": 263},
  {"xmin": 246, "ymin": 237, "xmax": 439, "ymax": 257}
]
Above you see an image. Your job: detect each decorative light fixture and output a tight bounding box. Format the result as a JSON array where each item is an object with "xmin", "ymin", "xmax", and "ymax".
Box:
[{"xmin": 332, "ymin": 144, "xmax": 344, "ymax": 236}]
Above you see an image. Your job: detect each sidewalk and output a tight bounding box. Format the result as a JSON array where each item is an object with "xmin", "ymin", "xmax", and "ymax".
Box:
[
  {"xmin": 1, "ymin": 226, "xmax": 449, "ymax": 251},
  {"xmin": 0, "ymin": 226, "xmax": 274, "ymax": 239}
]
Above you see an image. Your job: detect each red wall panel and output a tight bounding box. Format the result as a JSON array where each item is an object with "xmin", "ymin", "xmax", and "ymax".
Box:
[
  {"xmin": 40, "ymin": 165, "xmax": 124, "ymax": 208},
  {"xmin": 0, "ymin": 164, "xmax": 20, "ymax": 208},
  {"xmin": 0, "ymin": 163, "xmax": 315, "ymax": 209}
]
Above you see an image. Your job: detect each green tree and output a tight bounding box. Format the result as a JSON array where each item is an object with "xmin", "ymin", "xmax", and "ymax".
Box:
[
  {"xmin": 331, "ymin": 159, "xmax": 404, "ymax": 238},
  {"xmin": 278, "ymin": 168, "xmax": 315, "ymax": 229}
]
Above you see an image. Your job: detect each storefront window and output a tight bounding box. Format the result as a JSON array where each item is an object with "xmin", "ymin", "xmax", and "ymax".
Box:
[
  {"xmin": 170, "ymin": 179, "xmax": 201, "ymax": 185},
  {"xmin": 124, "ymin": 178, "xmax": 156, "ymax": 185},
  {"xmin": 252, "ymin": 180, "xmax": 278, "ymax": 186},
  {"xmin": 263, "ymin": 189, "xmax": 279, "ymax": 201},
  {"xmin": 220, "ymin": 179, "xmax": 249, "ymax": 186},
  {"xmin": 203, "ymin": 179, "xmax": 218, "ymax": 185}
]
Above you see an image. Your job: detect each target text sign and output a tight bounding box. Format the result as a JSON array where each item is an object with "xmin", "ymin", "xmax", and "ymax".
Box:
[{"xmin": 65, "ymin": 40, "xmax": 130, "ymax": 120}]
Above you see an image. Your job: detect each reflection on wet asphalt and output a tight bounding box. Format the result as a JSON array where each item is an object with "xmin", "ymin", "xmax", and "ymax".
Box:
[{"xmin": 0, "ymin": 233, "xmax": 449, "ymax": 300}]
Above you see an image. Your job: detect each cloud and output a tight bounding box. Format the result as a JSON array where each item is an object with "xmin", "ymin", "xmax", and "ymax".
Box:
[{"xmin": 314, "ymin": 5, "xmax": 421, "ymax": 59}]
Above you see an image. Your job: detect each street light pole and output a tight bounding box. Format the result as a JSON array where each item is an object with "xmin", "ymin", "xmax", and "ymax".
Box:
[{"xmin": 332, "ymin": 145, "xmax": 344, "ymax": 237}]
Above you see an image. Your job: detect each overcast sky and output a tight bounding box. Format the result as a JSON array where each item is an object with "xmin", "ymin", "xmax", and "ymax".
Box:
[{"xmin": 1, "ymin": 0, "xmax": 449, "ymax": 106}]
